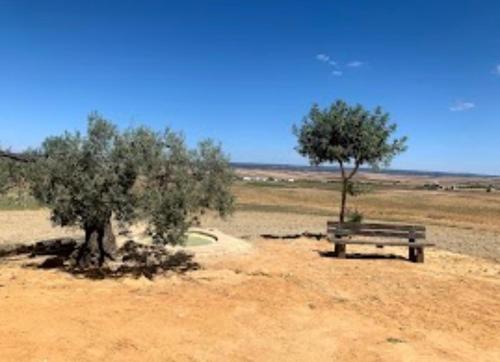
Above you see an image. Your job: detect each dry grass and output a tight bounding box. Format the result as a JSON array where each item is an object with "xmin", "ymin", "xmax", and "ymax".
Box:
[
  {"xmin": 4, "ymin": 179, "xmax": 500, "ymax": 232},
  {"xmin": 233, "ymin": 183, "xmax": 500, "ymax": 233}
]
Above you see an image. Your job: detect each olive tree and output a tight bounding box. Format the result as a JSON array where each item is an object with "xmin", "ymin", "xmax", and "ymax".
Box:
[
  {"xmin": 22, "ymin": 113, "xmax": 234, "ymax": 268},
  {"xmin": 294, "ymin": 100, "xmax": 407, "ymax": 223}
]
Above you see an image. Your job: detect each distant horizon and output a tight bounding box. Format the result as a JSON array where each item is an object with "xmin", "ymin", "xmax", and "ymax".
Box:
[{"xmin": 231, "ymin": 161, "xmax": 500, "ymax": 178}]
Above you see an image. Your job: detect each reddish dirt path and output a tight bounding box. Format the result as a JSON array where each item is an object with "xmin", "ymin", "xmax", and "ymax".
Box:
[{"xmin": 1, "ymin": 239, "xmax": 499, "ymax": 361}]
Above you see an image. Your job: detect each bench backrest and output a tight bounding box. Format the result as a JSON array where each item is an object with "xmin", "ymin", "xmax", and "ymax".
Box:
[{"xmin": 327, "ymin": 222, "xmax": 426, "ymax": 240}]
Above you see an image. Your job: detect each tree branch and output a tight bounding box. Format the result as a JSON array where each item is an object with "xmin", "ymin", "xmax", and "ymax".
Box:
[
  {"xmin": 0, "ymin": 150, "xmax": 37, "ymax": 163},
  {"xmin": 346, "ymin": 161, "xmax": 360, "ymax": 180},
  {"xmin": 338, "ymin": 161, "xmax": 346, "ymax": 180}
]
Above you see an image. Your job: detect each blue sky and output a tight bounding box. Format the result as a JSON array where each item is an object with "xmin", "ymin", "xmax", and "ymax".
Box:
[{"xmin": 1, "ymin": 1, "xmax": 500, "ymax": 174}]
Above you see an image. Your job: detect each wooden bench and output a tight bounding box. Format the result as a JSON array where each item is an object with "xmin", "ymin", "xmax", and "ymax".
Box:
[{"xmin": 327, "ymin": 222, "xmax": 435, "ymax": 263}]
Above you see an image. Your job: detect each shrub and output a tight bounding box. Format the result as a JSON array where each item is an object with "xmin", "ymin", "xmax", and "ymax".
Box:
[{"xmin": 347, "ymin": 210, "xmax": 364, "ymax": 224}]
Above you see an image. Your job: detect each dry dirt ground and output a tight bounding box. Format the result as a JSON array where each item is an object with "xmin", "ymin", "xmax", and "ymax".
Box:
[{"xmin": 1, "ymin": 210, "xmax": 500, "ymax": 361}]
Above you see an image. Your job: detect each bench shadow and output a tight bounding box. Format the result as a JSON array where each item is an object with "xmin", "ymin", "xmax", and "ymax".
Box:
[{"xmin": 316, "ymin": 250, "xmax": 407, "ymax": 261}]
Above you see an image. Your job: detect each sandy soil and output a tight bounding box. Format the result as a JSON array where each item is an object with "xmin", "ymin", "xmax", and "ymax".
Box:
[
  {"xmin": 205, "ymin": 211, "xmax": 500, "ymax": 261},
  {"xmin": 1, "ymin": 208, "xmax": 499, "ymax": 261},
  {"xmin": 1, "ymin": 210, "xmax": 500, "ymax": 361},
  {"xmin": 0, "ymin": 237, "xmax": 499, "ymax": 361}
]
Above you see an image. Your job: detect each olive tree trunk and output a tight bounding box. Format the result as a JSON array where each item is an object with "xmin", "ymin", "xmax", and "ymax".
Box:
[
  {"xmin": 339, "ymin": 179, "xmax": 348, "ymax": 224},
  {"xmin": 338, "ymin": 161, "xmax": 359, "ymax": 224},
  {"xmin": 74, "ymin": 219, "xmax": 117, "ymax": 268}
]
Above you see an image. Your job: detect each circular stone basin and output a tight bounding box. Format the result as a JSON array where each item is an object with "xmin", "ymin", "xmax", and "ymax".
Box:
[{"xmin": 184, "ymin": 231, "xmax": 217, "ymax": 247}]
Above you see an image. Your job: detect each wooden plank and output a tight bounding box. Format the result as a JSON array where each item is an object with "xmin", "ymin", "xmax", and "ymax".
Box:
[
  {"xmin": 327, "ymin": 221, "xmax": 426, "ymax": 231},
  {"xmin": 328, "ymin": 229, "xmax": 426, "ymax": 239},
  {"xmin": 331, "ymin": 240, "xmax": 435, "ymax": 247},
  {"xmin": 327, "ymin": 222, "xmax": 425, "ymax": 232}
]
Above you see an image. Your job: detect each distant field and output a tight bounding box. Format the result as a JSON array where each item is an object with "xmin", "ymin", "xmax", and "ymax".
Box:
[
  {"xmin": 3, "ymin": 180, "xmax": 500, "ymax": 233},
  {"xmin": 234, "ymin": 181, "xmax": 500, "ymax": 233}
]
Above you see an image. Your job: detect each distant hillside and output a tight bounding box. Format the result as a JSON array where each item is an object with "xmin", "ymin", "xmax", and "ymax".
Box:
[{"xmin": 231, "ymin": 162, "xmax": 499, "ymax": 179}]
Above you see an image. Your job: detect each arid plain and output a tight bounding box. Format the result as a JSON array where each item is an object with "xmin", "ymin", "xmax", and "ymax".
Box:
[{"xmin": 0, "ymin": 167, "xmax": 499, "ymax": 361}]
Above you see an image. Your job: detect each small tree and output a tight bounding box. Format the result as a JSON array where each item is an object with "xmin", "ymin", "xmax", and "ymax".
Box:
[
  {"xmin": 294, "ymin": 100, "xmax": 407, "ymax": 223},
  {"xmin": 20, "ymin": 113, "xmax": 234, "ymax": 268}
]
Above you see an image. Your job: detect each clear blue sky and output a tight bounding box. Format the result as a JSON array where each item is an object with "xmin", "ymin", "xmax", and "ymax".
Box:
[{"xmin": 1, "ymin": 1, "xmax": 500, "ymax": 174}]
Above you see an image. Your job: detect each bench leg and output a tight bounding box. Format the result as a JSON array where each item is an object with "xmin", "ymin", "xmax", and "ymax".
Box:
[
  {"xmin": 334, "ymin": 243, "xmax": 346, "ymax": 258},
  {"xmin": 409, "ymin": 246, "xmax": 416, "ymax": 262},
  {"xmin": 415, "ymin": 247, "xmax": 424, "ymax": 263}
]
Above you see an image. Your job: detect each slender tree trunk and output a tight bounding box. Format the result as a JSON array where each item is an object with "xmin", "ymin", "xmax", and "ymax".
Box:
[
  {"xmin": 337, "ymin": 161, "xmax": 360, "ymax": 224},
  {"xmin": 339, "ymin": 178, "xmax": 348, "ymax": 224},
  {"xmin": 75, "ymin": 218, "xmax": 117, "ymax": 268}
]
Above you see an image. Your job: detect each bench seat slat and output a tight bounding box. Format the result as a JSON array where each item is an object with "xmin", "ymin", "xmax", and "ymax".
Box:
[
  {"xmin": 328, "ymin": 230, "xmax": 426, "ymax": 239},
  {"xmin": 327, "ymin": 222, "xmax": 426, "ymax": 232},
  {"xmin": 330, "ymin": 239, "xmax": 435, "ymax": 247}
]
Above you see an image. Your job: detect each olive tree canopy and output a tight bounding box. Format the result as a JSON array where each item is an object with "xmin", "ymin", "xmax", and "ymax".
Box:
[
  {"xmin": 7, "ymin": 113, "xmax": 234, "ymax": 268},
  {"xmin": 294, "ymin": 100, "xmax": 407, "ymax": 222}
]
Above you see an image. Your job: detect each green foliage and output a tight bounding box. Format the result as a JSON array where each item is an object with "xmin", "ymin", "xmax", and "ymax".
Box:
[
  {"xmin": 346, "ymin": 210, "xmax": 364, "ymax": 223},
  {"xmin": 0, "ymin": 148, "xmax": 36, "ymax": 209},
  {"xmin": 294, "ymin": 99, "xmax": 407, "ymax": 222},
  {"xmin": 0, "ymin": 155, "xmax": 28, "ymax": 195},
  {"xmin": 0, "ymin": 160, "xmax": 8, "ymax": 194},
  {"xmin": 130, "ymin": 129, "xmax": 234, "ymax": 245},
  {"xmin": 28, "ymin": 112, "xmax": 234, "ymax": 244},
  {"xmin": 0, "ymin": 194, "xmax": 40, "ymax": 210},
  {"xmin": 294, "ymin": 100, "xmax": 407, "ymax": 168}
]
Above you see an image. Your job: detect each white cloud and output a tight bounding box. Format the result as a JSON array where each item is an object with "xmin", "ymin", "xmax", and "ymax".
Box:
[
  {"xmin": 316, "ymin": 54, "xmax": 330, "ymax": 62},
  {"xmin": 316, "ymin": 54, "xmax": 338, "ymax": 67},
  {"xmin": 494, "ymin": 64, "xmax": 500, "ymax": 75},
  {"xmin": 347, "ymin": 60, "xmax": 364, "ymax": 67},
  {"xmin": 449, "ymin": 100, "xmax": 475, "ymax": 112},
  {"xmin": 317, "ymin": 54, "xmax": 368, "ymax": 77}
]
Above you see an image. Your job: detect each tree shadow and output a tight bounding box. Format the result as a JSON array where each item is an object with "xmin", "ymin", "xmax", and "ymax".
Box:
[
  {"xmin": 1, "ymin": 238, "xmax": 200, "ymax": 280},
  {"xmin": 62, "ymin": 250, "xmax": 200, "ymax": 280},
  {"xmin": 316, "ymin": 250, "xmax": 407, "ymax": 261}
]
